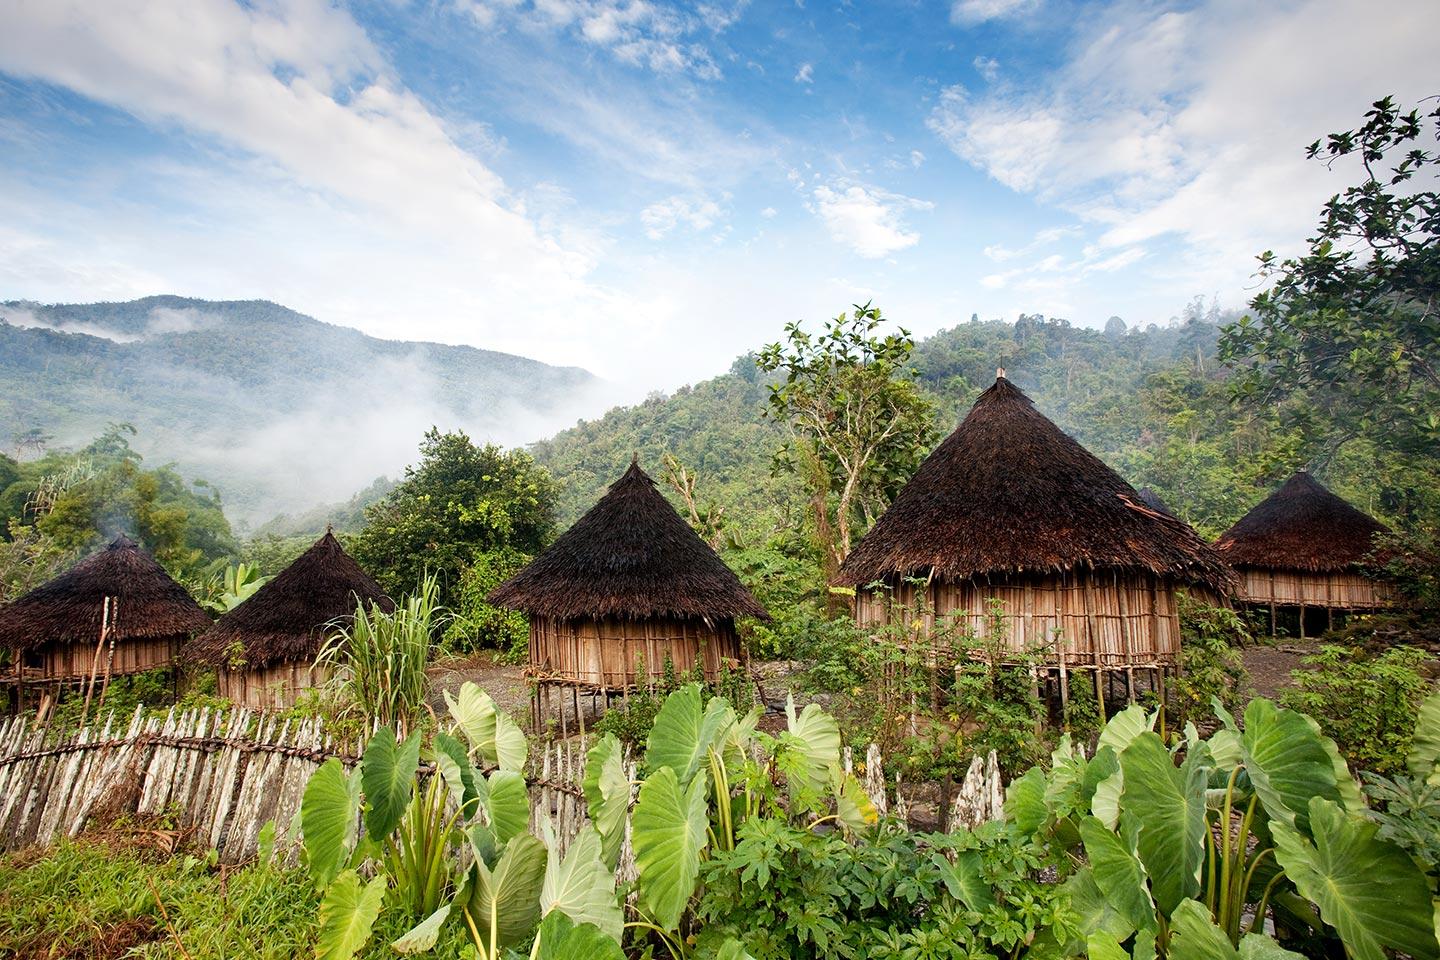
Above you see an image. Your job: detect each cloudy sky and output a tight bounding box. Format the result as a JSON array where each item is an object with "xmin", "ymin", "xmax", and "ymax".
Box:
[{"xmin": 0, "ymin": 0, "xmax": 1435, "ymax": 389}]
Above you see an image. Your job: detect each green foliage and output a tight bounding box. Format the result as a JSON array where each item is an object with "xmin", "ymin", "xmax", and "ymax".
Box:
[
  {"xmin": 196, "ymin": 561, "xmax": 269, "ymax": 614},
  {"xmin": 756, "ymin": 303, "xmax": 936, "ymax": 580},
  {"xmin": 350, "ymin": 428, "xmax": 557, "ymax": 612},
  {"xmin": 318, "ymin": 576, "xmax": 441, "ymax": 729},
  {"xmin": 439, "ymin": 547, "xmax": 531, "ymax": 661},
  {"xmin": 1221, "ymin": 96, "xmax": 1440, "ymax": 459},
  {"xmin": 696, "ymin": 819, "xmax": 1076, "ymax": 960},
  {"xmin": 1170, "ymin": 594, "xmax": 1251, "ymax": 731},
  {"xmin": 1279, "ymin": 643, "xmax": 1433, "ymax": 774}
]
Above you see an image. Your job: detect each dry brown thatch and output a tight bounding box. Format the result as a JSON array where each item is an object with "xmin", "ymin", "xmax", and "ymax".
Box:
[
  {"xmin": 836, "ymin": 376, "xmax": 1234, "ymax": 591},
  {"xmin": 184, "ymin": 530, "xmax": 392, "ymax": 668},
  {"xmin": 490, "ymin": 459, "xmax": 768, "ymax": 621},
  {"xmin": 1214, "ymin": 471, "xmax": 1390, "ymax": 573},
  {"xmin": 1136, "ymin": 487, "xmax": 1173, "ymax": 516},
  {"xmin": 0, "ymin": 536, "xmax": 210, "ymax": 652}
]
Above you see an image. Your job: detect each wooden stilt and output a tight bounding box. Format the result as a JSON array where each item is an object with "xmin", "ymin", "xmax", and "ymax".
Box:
[
  {"xmin": 1093, "ymin": 668, "xmax": 1107, "ymax": 725},
  {"xmin": 1058, "ymin": 648, "xmax": 1070, "ymax": 727}
]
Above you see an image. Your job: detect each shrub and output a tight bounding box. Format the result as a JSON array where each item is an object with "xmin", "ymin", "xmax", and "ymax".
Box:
[
  {"xmin": 1280, "ymin": 643, "xmax": 1432, "ymax": 773},
  {"xmin": 440, "ymin": 548, "xmax": 530, "ymax": 662},
  {"xmin": 1170, "ymin": 592, "xmax": 1252, "ymax": 732}
]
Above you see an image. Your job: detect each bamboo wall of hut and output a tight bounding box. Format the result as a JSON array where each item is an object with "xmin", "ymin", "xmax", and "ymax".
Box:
[
  {"xmin": 1231, "ymin": 567, "xmax": 1393, "ymax": 610},
  {"xmin": 215, "ymin": 663, "xmax": 331, "ymax": 711},
  {"xmin": 14, "ymin": 636, "xmax": 179, "ymax": 684},
  {"xmin": 528, "ymin": 615, "xmax": 742, "ymax": 689},
  {"xmin": 855, "ymin": 570, "xmax": 1212, "ymax": 668}
]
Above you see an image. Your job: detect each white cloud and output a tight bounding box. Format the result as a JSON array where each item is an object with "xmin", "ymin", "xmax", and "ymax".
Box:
[
  {"xmin": 759, "ymin": 206, "xmax": 777, "ymax": 218},
  {"xmin": 930, "ymin": 0, "xmax": 1440, "ymax": 293},
  {"xmin": 794, "ymin": 62, "xmax": 813, "ymax": 84},
  {"xmin": 972, "ymin": 56, "xmax": 999, "ymax": 82},
  {"xmin": 810, "ymin": 180, "xmax": 933, "ymax": 259},
  {"xmin": 951, "ymin": 0, "xmax": 1039, "ymax": 25},
  {"xmin": 983, "ymin": 224, "xmax": 1078, "ymax": 261},
  {"xmin": 640, "ymin": 194, "xmax": 726, "ymax": 238},
  {"xmin": 459, "ymin": 0, "xmax": 730, "ymax": 79}
]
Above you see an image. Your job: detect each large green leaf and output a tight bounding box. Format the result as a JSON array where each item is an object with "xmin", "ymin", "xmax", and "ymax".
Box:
[
  {"xmin": 644, "ymin": 684, "xmax": 734, "ymax": 787},
  {"xmin": 483, "ymin": 769, "xmax": 531, "ymax": 843},
  {"xmin": 391, "ymin": 904, "xmax": 451, "ymax": 955},
  {"xmin": 1408, "ymin": 690, "xmax": 1440, "ymax": 783},
  {"xmin": 1005, "ymin": 766, "xmax": 1048, "ymax": 834},
  {"xmin": 1272, "ymin": 797, "xmax": 1439, "ymax": 960},
  {"xmin": 315, "ymin": 870, "xmax": 388, "ymax": 960},
  {"xmin": 467, "ymin": 833, "xmax": 548, "ymax": 951},
  {"xmin": 434, "ymin": 731, "xmax": 479, "ymax": 812},
  {"xmin": 445, "ymin": 682, "xmax": 527, "ymax": 771},
  {"xmin": 302, "ymin": 758, "xmax": 361, "ymax": 891},
  {"xmin": 1086, "ymin": 933, "xmax": 1131, "ymax": 960},
  {"xmin": 361, "ymin": 727, "xmax": 422, "ymax": 840},
  {"xmin": 833, "ymin": 769, "xmax": 879, "ymax": 834},
  {"xmin": 583, "ymin": 733, "xmax": 630, "ymax": 869},
  {"xmin": 1167, "ymin": 899, "xmax": 1307, "ymax": 960},
  {"xmin": 541, "ymin": 824, "xmax": 623, "ymax": 943},
  {"xmin": 532, "ymin": 912, "xmax": 626, "ymax": 960},
  {"xmin": 632, "ymin": 765, "xmax": 709, "ymax": 932},
  {"xmin": 1239, "ymin": 699, "xmax": 1353, "ymax": 833},
  {"xmin": 931, "ymin": 848, "xmax": 995, "ymax": 912},
  {"xmin": 1064, "ymin": 867, "xmax": 1136, "ymax": 942},
  {"xmin": 715, "ymin": 939, "xmax": 758, "ymax": 960},
  {"xmin": 784, "ymin": 695, "xmax": 842, "ymax": 797},
  {"xmin": 1119, "ymin": 732, "xmax": 1207, "ymax": 916},
  {"xmin": 1078, "ymin": 815, "xmax": 1155, "ymax": 934}
]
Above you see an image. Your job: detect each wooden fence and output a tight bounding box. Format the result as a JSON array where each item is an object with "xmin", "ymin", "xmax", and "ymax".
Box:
[{"xmin": 0, "ymin": 707, "xmax": 1004, "ymax": 864}]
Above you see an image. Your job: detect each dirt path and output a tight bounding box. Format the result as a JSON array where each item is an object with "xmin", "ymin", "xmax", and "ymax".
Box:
[
  {"xmin": 425, "ymin": 652, "xmax": 530, "ymax": 720},
  {"xmin": 1241, "ymin": 640, "xmax": 1320, "ymax": 701}
]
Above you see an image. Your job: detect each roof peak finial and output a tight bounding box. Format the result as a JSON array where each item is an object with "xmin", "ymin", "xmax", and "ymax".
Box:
[
  {"xmin": 630, "ymin": 451, "xmax": 639, "ymax": 466},
  {"xmin": 996, "ymin": 366, "xmax": 1006, "ymax": 381}
]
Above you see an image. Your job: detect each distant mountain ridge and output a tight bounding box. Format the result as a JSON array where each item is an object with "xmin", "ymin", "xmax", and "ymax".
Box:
[{"xmin": 0, "ymin": 296, "xmax": 599, "ymax": 524}]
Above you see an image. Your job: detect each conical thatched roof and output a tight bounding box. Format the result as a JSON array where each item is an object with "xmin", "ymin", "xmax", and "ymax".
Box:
[
  {"xmin": 184, "ymin": 530, "xmax": 392, "ymax": 668},
  {"xmin": 0, "ymin": 535, "xmax": 210, "ymax": 651},
  {"xmin": 837, "ymin": 376, "xmax": 1233, "ymax": 590},
  {"xmin": 1214, "ymin": 472, "xmax": 1390, "ymax": 573},
  {"xmin": 490, "ymin": 460, "xmax": 768, "ymax": 621}
]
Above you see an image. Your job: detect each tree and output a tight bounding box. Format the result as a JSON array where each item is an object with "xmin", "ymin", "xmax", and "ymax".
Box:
[
  {"xmin": 1221, "ymin": 96, "xmax": 1440, "ymax": 460},
  {"xmin": 756, "ymin": 303, "xmax": 935, "ymax": 582},
  {"xmin": 350, "ymin": 429, "xmax": 557, "ymax": 608}
]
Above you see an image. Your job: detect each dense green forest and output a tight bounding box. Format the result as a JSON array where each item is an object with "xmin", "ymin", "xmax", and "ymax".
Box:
[{"xmin": 0, "ymin": 296, "xmax": 594, "ymax": 523}]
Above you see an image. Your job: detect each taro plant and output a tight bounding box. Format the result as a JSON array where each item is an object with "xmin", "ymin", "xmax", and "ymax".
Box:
[
  {"xmin": 582, "ymin": 682, "xmax": 878, "ymax": 958},
  {"xmin": 299, "ymin": 681, "xmax": 623, "ymax": 960},
  {"xmin": 1006, "ymin": 696, "xmax": 1440, "ymax": 960}
]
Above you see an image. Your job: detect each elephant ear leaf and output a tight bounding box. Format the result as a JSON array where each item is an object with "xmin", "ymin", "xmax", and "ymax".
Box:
[
  {"xmin": 1272, "ymin": 797, "xmax": 1439, "ymax": 960},
  {"xmin": 391, "ymin": 904, "xmax": 451, "ymax": 955},
  {"xmin": 1239, "ymin": 699, "xmax": 1357, "ymax": 833},
  {"xmin": 361, "ymin": 727, "xmax": 422, "ymax": 840},
  {"xmin": 1078, "ymin": 816, "xmax": 1155, "ymax": 934},
  {"xmin": 1098, "ymin": 705, "xmax": 1155, "ymax": 755},
  {"xmin": 315, "ymin": 870, "xmax": 388, "ymax": 960},
  {"xmin": 645, "ymin": 684, "xmax": 735, "ymax": 787},
  {"xmin": 1167, "ymin": 900, "xmax": 1241, "ymax": 960},
  {"xmin": 1118, "ymin": 732, "xmax": 1207, "ymax": 916},
  {"xmin": 632, "ymin": 765, "xmax": 709, "ymax": 932},
  {"xmin": 301, "ymin": 758, "xmax": 360, "ymax": 891},
  {"xmin": 1005, "ymin": 766, "xmax": 1048, "ymax": 835},
  {"xmin": 784, "ymin": 695, "xmax": 842, "ymax": 797},
  {"xmin": 468, "ymin": 834, "xmax": 548, "ymax": 950},
  {"xmin": 532, "ymin": 912, "xmax": 626, "ymax": 960},
  {"xmin": 540, "ymin": 823, "xmax": 624, "ymax": 943},
  {"xmin": 483, "ymin": 769, "xmax": 531, "ymax": 843},
  {"xmin": 1408, "ymin": 690, "xmax": 1440, "ymax": 784},
  {"xmin": 583, "ymin": 733, "xmax": 631, "ymax": 869},
  {"xmin": 446, "ymin": 682, "xmax": 527, "ymax": 771}
]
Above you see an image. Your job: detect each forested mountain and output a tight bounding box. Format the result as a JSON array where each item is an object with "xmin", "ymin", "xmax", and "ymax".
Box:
[
  {"xmin": 532, "ymin": 302, "xmax": 1438, "ymax": 548},
  {"xmin": 0, "ymin": 297, "xmax": 596, "ymax": 524}
]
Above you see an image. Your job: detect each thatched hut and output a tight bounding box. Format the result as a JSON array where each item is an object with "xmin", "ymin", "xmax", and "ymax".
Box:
[
  {"xmin": 0, "ymin": 535, "xmax": 210, "ymax": 689},
  {"xmin": 490, "ymin": 459, "xmax": 767, "ymax": 705},
  {"xmin": 836, "ymin": 375, "xmax": 1234, "ymax": 690},
  {"xmin": 1214, "ymin": 471, "xmax": 1394, "ymax": 635},
  {"xmin": 184, "ymin": 530, "xmax": 391, "ymax": 709}
]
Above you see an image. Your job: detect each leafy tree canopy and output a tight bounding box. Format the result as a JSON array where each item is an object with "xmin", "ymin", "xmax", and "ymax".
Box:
[{"xmin": 350, "ymin": 428, "xmax": 557, "ymax": 607}]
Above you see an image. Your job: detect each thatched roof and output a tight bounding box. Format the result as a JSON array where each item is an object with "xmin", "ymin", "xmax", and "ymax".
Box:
[
  {"xmin": 0, "ymin": 535, "xmax": 210, "ymax": 651},
  {"xmin": 836, "ymin": 376, "xmax": 1234, "ymax": 591},
  {"xmin": 185, "ymin": 530, "xmax": 391, "ymax": 668},
  {"xmin": 1137, "ymin": 487, "xmax": 1173, "ymax": 516},
  {"xmin": 1214, "ymin": 471, "xmax": 1390, "ymax": 573},
  {"xmin": 489, "ymin": 460, "xmax": 768, "ymax": 621}
]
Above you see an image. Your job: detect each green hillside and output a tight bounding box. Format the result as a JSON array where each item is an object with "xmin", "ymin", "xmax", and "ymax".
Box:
[{"xmin": 0, "ymin": 296, "xmax": 596, "ymax": 524}]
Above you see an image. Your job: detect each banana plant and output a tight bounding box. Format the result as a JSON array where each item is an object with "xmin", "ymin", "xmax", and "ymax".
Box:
[
  {"xmin": 299, "ymin": 682, "xmax": 624, "ymax": 960},
  {"xmin": 1008, "ymin": 697, "xmax": 1440, "ymax": 960},
  {"xmin": 596, "ymin": 683, "xmax": 876, "ymax": 956}
]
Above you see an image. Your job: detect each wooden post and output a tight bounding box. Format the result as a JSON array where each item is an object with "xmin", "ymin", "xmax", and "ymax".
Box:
[
  {"xmin": 1093, "ymin": 668, "xmax": 1107, "ymax": 724},
  {"xmin": 1057, "ymin": 646, "xmax": 1070, "ymax": 726},
  {"xmin": 80, "ymin": 597, "xmax": 113, "ymax": 725}
]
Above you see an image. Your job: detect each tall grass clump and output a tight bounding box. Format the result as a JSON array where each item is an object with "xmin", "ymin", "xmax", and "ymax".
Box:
[{"xmin": 318, "ymin": 575, "xmax": 444, "ymax": 730}]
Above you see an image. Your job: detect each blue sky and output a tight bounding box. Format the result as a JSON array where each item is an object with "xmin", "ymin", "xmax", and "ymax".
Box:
[{"xmin": 1, "ymin": 0, "xmax": 1436, "ymax": 391}]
